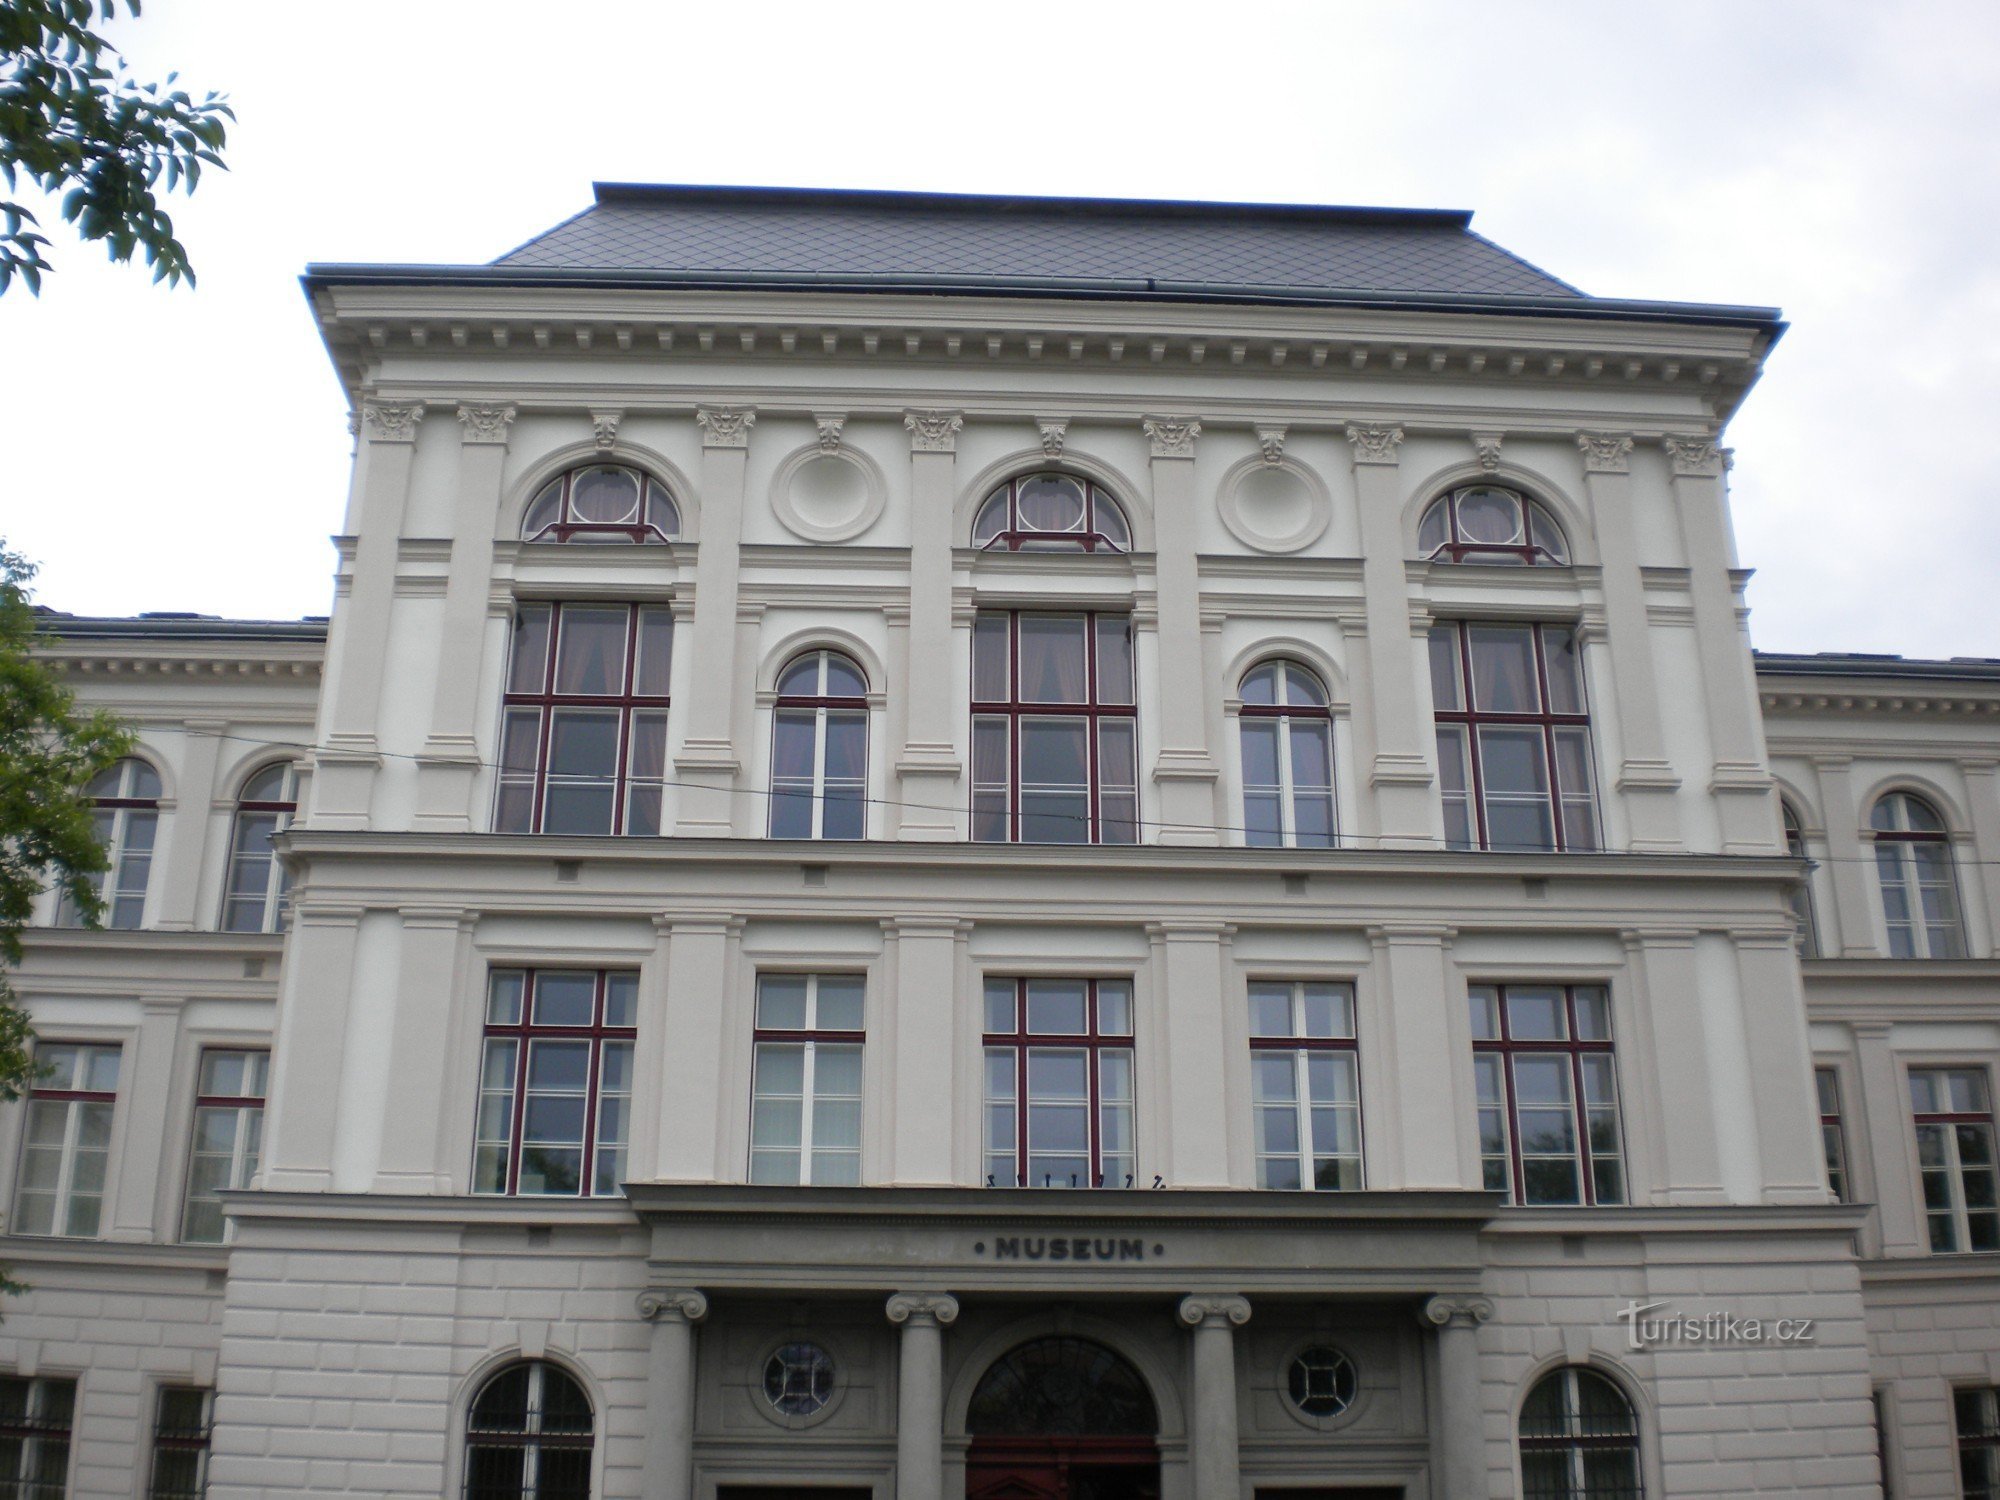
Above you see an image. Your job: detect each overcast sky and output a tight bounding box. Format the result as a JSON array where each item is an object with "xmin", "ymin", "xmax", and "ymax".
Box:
[{"xmin": 3, "ymin": 0, "xmax": 1995, "ymax": 660}]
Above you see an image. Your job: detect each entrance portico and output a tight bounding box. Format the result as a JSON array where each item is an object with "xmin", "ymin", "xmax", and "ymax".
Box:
[{"xmin": 627, "ymin": 1185, "xmax": 1496, "ymax": 1498}]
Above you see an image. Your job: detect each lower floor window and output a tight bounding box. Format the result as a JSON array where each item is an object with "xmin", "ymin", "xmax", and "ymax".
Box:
[
  {"xmin": 749, "ymin": 975, "xmax": 865, "ymax": 1186},
  {"xmin": 465, "ymin": 1360, "xmax": 592, "ymax": 1500},
  {"xmin": 148, "ymin": 1387, "xmax": 213, "ymax": 1500},
  {"xmin": 1248, "ymin": 981, "xmax": 1363, "ymax": 1190},
  {"xmin": 1519, "ymin": 1365, "xmax": 1641, "ymax": 1498},
  {"xmin": 474, "ymin": 971, "xmax": 636, "ymax": 1197},
  {"xmin": 1910, "ymin": 1067, "xmax": 2000, "ymax": 1253},
  {"xmin": 983, "ymin": 978, "xmax": 1134, "ymax": 1188},
  {"xmin": 1960, "ymin": 1387, "xmax": 2000, "ymax": 1500},
  {"xmin": 1471, "ymin": 985, "xmax": 1625, "ymax": 1207},
  {"xmin": 0, "ymin": 1374, "xmax": 75, "ymax": 1500}
]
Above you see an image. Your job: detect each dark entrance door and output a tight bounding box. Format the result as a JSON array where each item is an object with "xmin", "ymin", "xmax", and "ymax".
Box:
[{"xmin": 965, "ymin": 1337, "xmax": 1161, "ymax": 1500}]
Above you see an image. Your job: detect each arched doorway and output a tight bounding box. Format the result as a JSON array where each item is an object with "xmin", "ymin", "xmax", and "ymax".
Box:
[{"xmin": 966, "ymin": 1336, "xmax": 1161, "ymax": 1500}]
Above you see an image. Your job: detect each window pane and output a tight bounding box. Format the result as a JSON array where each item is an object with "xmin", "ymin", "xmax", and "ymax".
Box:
[
  {"xmin": 1290, "ymin": 720, "xmax": 1333, "ymax": 791},
  {"xmin": 1543, "ymin": 627, "xmax": 1584, "ymax": 713},
  {"xmin": 634, "ymin": 608, "xmax": 673, "ymax": 697},
  {"xmin": 984, "ymin": 980, "xmax": 1017, "ymax": 1034},
  {"xmin": 1096, "ymin": 981, "xmax": 1133, "ymax": 1037},
  {"xmin": 1240, "ymin": 719, "xmax": 1280, "ymax": 789},
  {"xmin": 1506, "ymin": 988, "xmax": 1566, "ymax": 1041},
  {"xmin": 1026, "ymin": 980, "xmax": 1088, "ymax": 1035},
  {"xmin": 1428, "ymin": 628, "xmax": 1464, "ymax": 710},
  {"xmin": 508, "ymin": 606, "xmax": 552, "ymax": 693},
  {"xmin": 533, "ymin": 973, "xmax": 597, "ymax": 1027},
  {"xmin": 1017, "ymin": 617, "xmax": 1089, "ymax": 704},
  {"xmin": 1095, "ymin": 617, "xmax": 1134, "ymax": 705},
  {"xmin": 815, "ymin": 976, "xmax": 866, "ymax": 1032},
  {"xmin": 1249, "ymin": 984, "xmax": 1293, "ymax": 1039},
  {"xmin": 1468, "ymin": 626, "xmax": 1538, "ymax": 712},
  {"xmin": 972, "ymin": 615, "xmax": 1010, "ymax": 700},
  {"xmin": 554, "ymin": 607, "xmax": 629, "ymax": 694},
  {"xmin": 758, "ymin": 975, "xmax": 810, "ymax": 1031}
]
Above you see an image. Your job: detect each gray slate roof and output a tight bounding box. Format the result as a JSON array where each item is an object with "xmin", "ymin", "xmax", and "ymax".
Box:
[{"xmin": 491, "ymin": 184, "xmax": 1584, "ymax": 303}]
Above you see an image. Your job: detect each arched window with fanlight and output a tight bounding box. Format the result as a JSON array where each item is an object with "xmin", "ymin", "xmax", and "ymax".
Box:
[
  {"xmin": 1518, "ymin": 1365, "xmax": 1642, "ymax": 1498},
  {"xmin": 221, "ymin": 763, "xmax": 298, "ymax": 933},
  {"xmin": 769, "ymin": 650, "xmax": 869, "ymax": 840},
  {"xmin": 57, "ymin": 757, "xmax": 162, "ymax": 929},
  {"xmin": 1418, "ymin": 485, "xmax": 1569, "ymax": 566},
  {"xmin": 1780, "ymin": 801, "xmax": 1818, "ymax": 957},
  {"xmin": 1238, "ymin": 660, "xmax": 1336, "ymax": 848},
  {"xmin": 1870, "ymin": 791, "xmax": 1966, "ymax": 958},
  {"xmin": 463, "ymin": 1360, "xmax": 593, "ymax": 1500},
  {"xmin": 973, "ymin": 473, "xmax": 1131, "ymax": 553},
  {"xmin": 521, "ymin": 464, "xmax": 680, "ymax": 544}
]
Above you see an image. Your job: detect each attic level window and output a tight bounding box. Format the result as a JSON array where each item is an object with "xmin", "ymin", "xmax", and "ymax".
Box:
[
  {"xmin": 973, "ymin": 473, "xmax": 1130, "ymax": 553},
  {"xmin": 1418, "ymin": 486, "xmax": 1568, "ymax": 567},
  {"xmin": 522, "ymin": 465, "xmax": 680, "ymax": 544}
]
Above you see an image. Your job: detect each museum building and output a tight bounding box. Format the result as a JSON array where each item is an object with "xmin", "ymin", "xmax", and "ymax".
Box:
[{"xmin": 5, "ymin": 184, "xmax": 1999, "ymax": 1499}]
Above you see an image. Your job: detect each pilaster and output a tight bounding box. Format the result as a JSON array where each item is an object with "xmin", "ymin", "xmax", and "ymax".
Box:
[
  {"xmin": 884, "ymin": 918, "xmax": 966, "ymax": 1184},
  {"xmin": 1621, "ymin": 928, "xmax": 1725, "ymax": 1203},
  {"xmin": 372, "ymin": 906, "xmax": 475, "ymax": 1192},
  {"xmin": 258, "ymin": 903, "xmax": 363, "ymax": 1190},
  {"xmin": 1852, "ymin": 1022, "xmax": 1924, "ymax": 1256},
  {"xmin": 898, "ymin": 412, "xmax": 965, "ymax": 838},
  {"xmin": 1143, "ymin": 416, "xmax": 1221, "ymax": 843},
  {"xmin": 1147, "ymin": 922, "xmax": 1235, "ymax": 1185},
  {"xmin": 1811, "ymin": 755, "xmax": 1875, "ymax": 956},
  {"xmin": 674, "ymin": 408, "xmax": 753, "ymax": 834},
  {"xmin": 1367, "ymin": 922, "xmax": 1462, "ymax": 1189},
  {"xmin": 107, "ymin": 998, "xmax": 183, "ymax": 1240},
  {"xmin": 153, "ymin": 719, "xmax": 225, "ymax": 930},
  {"xmin": 1347, "ymin": 425, "xmax": 1434, "ymax": 844},
  {"xmin": 1734, "ymin": 930, "xmax": 1831, "ymax": 1203},
  {"xmin": 654, "ymin": 918, "xmax": 740, "ymax": 1178},
  {"xmin": 1959, "ymin": 760, "xmax": 2000, "ymax": 955}
]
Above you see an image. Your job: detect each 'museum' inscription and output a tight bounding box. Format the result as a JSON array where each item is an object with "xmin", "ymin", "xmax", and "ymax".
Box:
[{"xmin": 977, "ymin": 1236, "xmax": 1158, "ymax": 1262}]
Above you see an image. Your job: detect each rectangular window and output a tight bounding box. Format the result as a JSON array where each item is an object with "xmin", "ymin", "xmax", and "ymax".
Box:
[
  {"xmin": 0, "ymin": 1375, "xmax": 75, "ymax": 1499},
  {"xmin": 495, "ymin": 602, "xmax": 673, "ymax": 835},
  {"xmin": 474, "ymin": 970, "xmax": 636, "ymax": 1197},
  {"xmin": 181, "ymin": 1050, "xmax": 268, "ymax": 1243},
  {"xmin": 1910, "ymin": 1067, "xmax": 2000, "ymax": 1253},
  {"xmin": 749, "ymin": 974, "xmax": 865, "ymax": 1185},
  {"xmin": 971, "ymin": 612, "xmax": 1138, "ymax": 845},
  {"xmin": 148, "ymin": 1387, "xmax": 212, "ymax": 1500},
  {"xmin": 983, "ymin": 978, "xmax": 1134, "ymax": 1188},
  {"xmin": 1429, "ymin": 622, "xmax": 1597, "ymax": 851},
  {"xmin": 12, "ymin": 1043, "xmax": 120, "ymax": 1238},
  {"xmin": 1248, "ymin": 981, "xmax": 1363, "ymax": 1190},
  {"xmin": 1958, "ymin": 1387, "xmax": 2000, "ymax": 1500},
  {"xmin": 1817, "ymin": 1066, "xmax": 1850, "ymax": 1204},
  {"xmin": 1470, "ymin": 985, "xmax": 1625, "ymax": 1206}
]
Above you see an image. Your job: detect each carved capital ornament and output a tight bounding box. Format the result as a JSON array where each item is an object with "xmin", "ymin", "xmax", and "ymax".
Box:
[
  {"xmin": 904, "ymin": 410, "xmax": 963, "ymax": 453},
  {"xmin": 1419, "ymin": 1294, "xmax": 1495, "ymax": 1330},
  {"xmin": 1037, "ymin": 417, "xmax": 1069, "ymax": 459},
  {"xmin": 814, "ymin": 414, "xmax": 847, "ymax": 453},
  {"xmin": 590, "ymin": 410, "xmax": 622, "ymax": 452},
  {"xmin": 885, "ymin": 1291, "xmax": 961, "ymax": 1327},
  {"xmin": 455, "ymin": 404, "xmax": 516, "ymax": 445},
  {"xmin": 1576, "ymin": 432, "xmax": 1634, "ymax": 474},
  {"xmin": 637, "ymin": 1288, "xmax": 710, "ymax": 1323},
  {"xmin": 1143, "ymin": 415, "xmax": 1200, "ymax": 459},
  {"xmin": 1254, "ymin": 424, "xmax": 1287, "ymax": 465},
  {"xmin": 362, "ymin": 402, "xmax": 425, "ymax": 443},
  {"xmin": 695, "ymin": 407, "xmax": 756, "ymax": 448},
  {"xmin": 1663, "ymin": 434, "xmax": 1724, "ymax": 476},
  {"xmin": 1472, "ymin": 431, "xmax": 1504, "ymax": 473},
  {"xmin": 1344, "ymin": 424, "xmax": 1404, "ymax": 465},
  {"xmin": 1177, "ymin": 1293, "xmax": 1253, "ymax": 1328}
]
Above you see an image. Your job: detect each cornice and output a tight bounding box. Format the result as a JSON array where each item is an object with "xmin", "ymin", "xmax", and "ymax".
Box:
[{"xmin": 1760, "ymin": 688, "xmax": 2000, "ymax": 720}]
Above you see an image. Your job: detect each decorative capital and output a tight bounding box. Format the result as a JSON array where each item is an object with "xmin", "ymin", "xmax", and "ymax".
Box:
[
  {"xmin": 1420, "ymin": 1294, "xmax": 1495, "ymax": 1331},
  {"xmin": 1176, "ymin": 1293, "xmax": 1252, "ymax": 1329},
  {"xmin": 1662, "ymin": 433, "xmax": 1723, "ymax": 476},
  {"xmin": 590, "ymin": 409, "xmax": 622, "ymax": 452},
  {"xmin": 361, "ymin": 402, "xmax": 425, "ymax": 443},
  {"xmin": 1472, "ymin": 431, "xmax": 1504, "ymax": 473},
  {"xmin": 1576, "ymin": 431, "xmax": 1634, "ymax": 474},
  {"xmin": 1254, "ymin": 423, "xmax": 1287, "ymax": 466},
  {"xmin": 637, "ymin": 1288, "xmax": 709, "ymax": 1324},
  {"xmin": 1143, "ymin": 415, "xmax": 1200, "ymax": 459},
  {"xmin": 696, "ymin": 407, "xmax": 756, "ymax": 448},
  {"xmin": 814, "ymin": 413, "xmax": 847, "ymax": 454},
  {"xmin": 455, "ymin": 404, "xmax": 516, "ymax": 446},
  {"xmin": 905, "ymin": 409, "xmax": 963, "ymax": 453},
  {"xmin": 1037, "ymin": 417, "xmax": 1069, "ymax": 459},
  {"xmin": 1344, "ymin": 424, "xmax": 1404, "ymax": 465},
  {"xmin": 886, "ymin": 1291, "xmax": 960, "ymax": 1327}
]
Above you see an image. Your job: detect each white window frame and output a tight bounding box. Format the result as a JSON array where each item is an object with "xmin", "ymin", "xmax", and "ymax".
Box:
[
  {"xmin": 749, "ymin": 974, "xmax": 865, "ymax": 1185},
  {"xmin": 1247, "ymin": 981, "xmax": 1364, "ymax": 1190},
  {"xmin": 12, "ymin": 1042, "xmax": 121, "ymax": 1239}
]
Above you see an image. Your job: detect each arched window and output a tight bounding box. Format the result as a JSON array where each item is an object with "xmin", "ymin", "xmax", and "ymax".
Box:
[
  {"xmin": 1781, "ymin": 802, "xmax": 1818, "ymax": 958},
  {"xmin": 967, "ymin": 1337, "xmax": 1158, "ymax": 1437},
  {"xmin": 521, "ymin": 464, "xmax": 680, "ymax": 544},
  {"xmin": 769, "ymin": 651, "xmax": 868, "ymax": 840},
  {"xmin": 1418, "ymin": 486, "xmax": 1569, "ymax": 566},
  {"xmin": 973, "ymin": 473, "xmax": 1131, "ymax": 553},
  {"xmin": 464, "ymin": 1360, "xmax": 593, "ymax": 1500},
  {"xmin": 1518, "ymin": 1365, "xmax": 1641, "ymax": 1498},
  {"xmin": 58, "ymin": 758, "xmax": 161, "ymax": 929},
  {"xmin": 222, "ymin": 764, "xmax": 298, "ymax": 933},
  {"xmin": 1239, "ymin": 660, "xmax": 1335, "ymax": 848},
  {"xmin": 1870, "ymin": 792, "xmax": 1966, "ymax": 958}
]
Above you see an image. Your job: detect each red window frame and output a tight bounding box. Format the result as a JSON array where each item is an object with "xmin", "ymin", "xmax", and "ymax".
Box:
[
  {"xmin": 14, "ymin": 1041, "xmax": 122, "ymax": 1238},
  {"xmin": 748, "ymin": 973, "xmax": 867, "ymax": 1185},
  {"xmin": 1871, "ymin": 792, "xmax": 1966, "ymax": 958},
  {"xmin": 521, "ymin": 464, "xmax": 680, "ymax": 544},
  {"xmin": 1471, "ymin": 984, "xmax": 1625, "ymax": 1207},
  {"xmin": 1246, "ymin": 980, "xmax": 1364, "ymax": 1190},
  {"xmin": 1417, "ymin": 485, "xmax": 1569, "ymax": 567},
  {"xmin": 60, "ymin": 757, "xmax": 160, "ymax": 928},
  {"xmin": 768, "ymin": 650, "xmax": 870, "ymax": 841},
  {"xmin": 496, "ymin": 602, "xmax": 672, "ymax": 836},
  {"xmin": 222, "ymin": 765, "xmax": 298, "ymax": 933},
  {"xmin": 972, "ymin": 473, "xmax": 1130, "ymax": 553},
  {"xmin": 1909, "ymin": 1066, "xmax": 2000, "ymax": 1253},
  {"xmin": 982, "ymin": 978, "xmax": 1135, "ymax": 1190},
  {"xmin": 971, "ymin": 611, "xmax": 1138, "ymax": 845},
  {"xmin": 181, "ymin": 1048, "xmax": 268, "ymax": 1243},
  {"xmin": 1237, "ymin": 660, "xmax": 1337, "ymax": 849},
  {"xmin": 1816, "ymin": 1065, "xmax": 1849, "ymax": 1204},
  {"xmin": 1430, "ymin": 621, "xmax": 1597, "ymax": 852},
  {"xmin": 474, "ymin": 969, "xmax": 637, "ymax": 1198}
]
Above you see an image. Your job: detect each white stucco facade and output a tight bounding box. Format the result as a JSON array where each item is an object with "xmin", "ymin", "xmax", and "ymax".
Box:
[{"xmin": 2, "ymin": 186, "xmax": 1993, "ymax": 1498}]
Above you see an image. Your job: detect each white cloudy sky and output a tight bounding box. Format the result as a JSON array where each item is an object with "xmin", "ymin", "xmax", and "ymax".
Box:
[{"xmin": 3, "ymin": 0, "xmax": 1995, "ymax": 660}]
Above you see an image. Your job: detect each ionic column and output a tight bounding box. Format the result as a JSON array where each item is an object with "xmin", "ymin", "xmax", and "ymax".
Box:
[
  {"xmin": 639, "ymin": 1288, "xmax": 709, "ymax": 1500},
  {"xmin": 415, "ymin": 403, "xmax": 515, "ymax": 830},
  {"xmin": 1420, "ymin": 1294, "xmax": 1494, "ymax": 1497},
  {"xmin": 1577, "ymin": 433, "xmax": 1682, "ymax": 851},
  {"xmin": 1143, "ymin": 417, "xmax": 1222, "ymax": 844},
  {"xmin": 1664, "ymin": 436, "xmax": 1771, "ymax": 853},
  {"xmin": 886, "ymin": 1292, "xmax": 960, "ymax": 1500},
  {"xmin": 1347, "ymin": 425, "xmax": 1433, "ymax": 845},
  {"xmin": 898, "ymin": 411, "xmax": 964, "ymax": 838},
  {"xmin": 1176, "ymin": 1294, "xmax": 1249, "ymax": 1499},
  {"xmin": 674, "ymin": 407, "xmax": 754, "ymax": 834},
  {"xmin": 314, "ymin": 401, "xmax": 423, "ymax": 829}
]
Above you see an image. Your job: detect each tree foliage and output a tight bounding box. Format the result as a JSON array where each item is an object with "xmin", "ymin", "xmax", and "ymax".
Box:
[
  {"xmin": 0, "ymin": 541, "xmax": 132, "ymax": 1102},
  {"xmin": 0, "ymin": 0, "xmax": 231, "ymax": 293}
]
